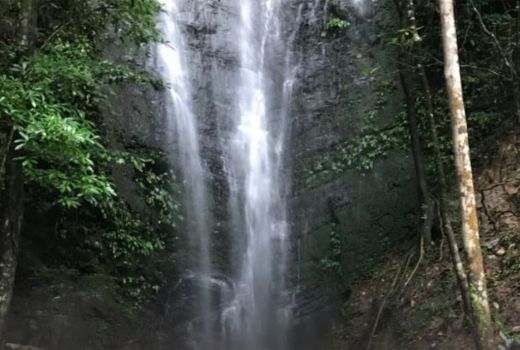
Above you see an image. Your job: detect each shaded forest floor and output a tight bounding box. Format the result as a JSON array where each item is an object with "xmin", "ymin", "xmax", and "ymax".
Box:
[{"xmin": 331, "ymin": 127, "xmax": 520, "ymax": 349}]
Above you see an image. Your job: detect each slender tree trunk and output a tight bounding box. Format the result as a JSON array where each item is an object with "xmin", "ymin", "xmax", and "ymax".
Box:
[
  {"xmin": 509, "ymin": 14, "xmax": 519, "ymax": 124},
  {"xmin": 399, "ymin": 69, "xmax": 434, "ymax": 244},
  {"xmin": 394, "ymin": 0, "xmax": 434, "ymax": 245},
  {"xmin": 19, "ymin": 0, "xmax": 38, "ymax": 48},
  {"xmin": 420, "ymin": 67, "xmax": 472, "ymax": 319},
  {"xmin": 469, "ymin": 0, "xmax": 520, "ymax": 124},
  {"xmin": 438, "ymin": 1, "xmax": 495, "ymax": 349},
  {"xmin": 0, "ymin": 1, "xmax": 34, "ymax": 347},
  {"xmin": 0, "ymin": 139, "xmax": 24, "ymax": 349},
  {"xmin": 512, "ymin": 81, "xmax": 520, "ymax": 125}
]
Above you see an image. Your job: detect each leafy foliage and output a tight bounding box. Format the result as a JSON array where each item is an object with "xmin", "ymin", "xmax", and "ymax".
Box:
[
  {"xmin": 0, "ymin": 0, "xmax": 171, "ymax": 306},
  {"xmin": 318, "ymin": 224, "xmax": 343, "ymax": 277},
  {"xmin": 326, "ymin": 16, "xmax": 350, "ymax": 31},
  {"xmin": 0, "ymin": 40, "xmax": 161, "ymax": 207},
  {"xmin": 33, "ymin": 153, "xmax": 183, "ymax": 307},
  {"xmin": 95, "ymin": 164, "xmax": 183, "ymax": 305},
  {"xmin": 308, "ymin": 0, "xmax": 518, "ymax": 189},
  {"xmin": 305, "ymin": 80, "xmax": 409, "ymax": 186},
  {"xmin": 307, "ymin": 111, "xmax": 409, "ymax": 183},
  {"xmin": 1, "ymin": 0, "xmax": 162, "ymax": 206}
]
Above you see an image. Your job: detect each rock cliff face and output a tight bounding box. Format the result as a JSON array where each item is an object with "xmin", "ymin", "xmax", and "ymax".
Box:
[
  {"xmin": 158, "ymin": 0, "xmax": 418, "ymax": 290},
  {"xmin": 284, "ymin": 0, "xmax": 418, "ymax": 343},
  {"xmin": 288, "ymin": 0, "xmax": 417, "ymax": 295},
  {"xmin": 107, "ymin": 0, "xmax": 418, "ymax": 333},
  {"xmin": 8, "ymin": 0, "xmax": 418, "ymax": 348},
  {"xmin": 114, "ymin": 0, "xmax": 418, "ymax": 273}
]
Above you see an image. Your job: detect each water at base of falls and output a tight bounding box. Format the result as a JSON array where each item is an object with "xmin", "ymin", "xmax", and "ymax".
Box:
[
  {"xmin": 154, "ymin": 1, "xmax": 300, "ymax": 349},
  {"xmin": 154, "ymin": 0, "xmax": 213, "ymax": 340},
  {"xmin": 220, "ymin": 1, "xmax": 291, "ymax": 349}
]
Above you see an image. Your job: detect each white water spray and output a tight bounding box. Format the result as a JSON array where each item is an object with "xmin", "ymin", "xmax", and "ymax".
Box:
[
  {"xmin": 153, "ymin": 0, "xmax": 302, "ymax": 348},
  {"xmin": 154, "ymin": 0, "xmax": 213, "ymax": 337},
  {"xmin": 220, "ymin": 0, "xmax": 296, "ymax": 349}
]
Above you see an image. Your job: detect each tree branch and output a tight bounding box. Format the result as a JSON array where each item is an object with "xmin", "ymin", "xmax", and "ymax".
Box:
[{"xmin": 469, "ymin": 0, "xmax": 517, "ymax": 78}]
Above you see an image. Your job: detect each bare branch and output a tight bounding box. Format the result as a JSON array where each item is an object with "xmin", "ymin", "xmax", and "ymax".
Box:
[{"xmin": 469, "ymin": 0, "xmax": 517, "ymax": 78}]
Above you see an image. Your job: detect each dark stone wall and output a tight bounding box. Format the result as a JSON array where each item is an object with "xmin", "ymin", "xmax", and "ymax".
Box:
[
  {"xmin": 286, "ymin": 0, "xmax": 417, "ymax": 322},
  {"xmin": 155, "ymin": 0, "xmax": 419, "ymax": 331},
  {"xmin": 7, "ymin": 0, "xmax": 418, "ymax": 348},
  {"xmin": 168, "ymin": 0, "xmax": 418, "ymax": 292}
]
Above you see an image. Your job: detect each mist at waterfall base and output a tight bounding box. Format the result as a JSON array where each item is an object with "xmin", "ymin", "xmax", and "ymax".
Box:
[{"xmin": 154, "ymin": 0, "xmax": 300, "ymax": 349}]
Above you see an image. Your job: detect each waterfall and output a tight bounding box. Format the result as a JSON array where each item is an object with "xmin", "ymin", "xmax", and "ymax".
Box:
[
  {"xmin": 154, "ymin": 0, "xmax": 213, "ymax": 337},
  {"xmin": 222, "ymin": 0, "xmax": 289, "ymax": 349},
  {"xmin": 153, "ymin": 0, "xmax": 300, "ymax": 348}
]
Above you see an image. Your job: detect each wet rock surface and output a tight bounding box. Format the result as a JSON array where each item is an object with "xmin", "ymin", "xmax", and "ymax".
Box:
[
  {"xmin": 286, "ymin": 0, "xmax": 416, "ymax": 327},
  {"xmin": 8, "ymin": 0, "xmax": 418, "ymax": 348}
]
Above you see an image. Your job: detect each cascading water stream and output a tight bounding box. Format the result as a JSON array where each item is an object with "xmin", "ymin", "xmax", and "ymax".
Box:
[
  {"xmin": 153, "ymin": 0, "xmax": 301, "ymax": 348},
  {"xmin": 222, "ymin": 1, "xmax": 293, "ymax": 348},
  {"xmin": 154, "ymin": 0, "xmax": 213, "ymax": 337}
]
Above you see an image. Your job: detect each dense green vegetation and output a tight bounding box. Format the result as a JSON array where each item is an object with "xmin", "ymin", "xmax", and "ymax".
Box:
[
  {"xmin": 0, "ymin": 0, "xmax": 182, "ymax": 314},
  {"xmin": 310, "ymin": 0, "xmax": 519, "ymax": 182},
  {"xmin": 0, "ymin": 0, "xmax": 518, "ymax": 349},
  {"xmin": 307, "ymin": 1, "xmax": 519, "ymax": 348}
]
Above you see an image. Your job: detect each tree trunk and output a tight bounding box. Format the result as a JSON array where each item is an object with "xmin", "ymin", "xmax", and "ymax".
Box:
[
  {"xmin": 469, "ymin": 0, "xmax": 520, "ymax": 125},
  {"xmin": 0, "ymin": 142, "xmax": 24, "ymax": 348},
  {"xmin": 20, "ymin": 0, "xmax": 38, "ymax": 48},
  {"xmin": 512, "ymin": 81, "xmax": 520, "ymax": 125},
  {"xmin": 394, "ymin": 0, "xmax": 434, "ymax": 245},
  {"xmin": 438, "ymin": 1, "xmax": 495, "ymax": 349},
  {"xmin": 399, "ymin": 69, "xmax": 434, "ymax": 245},
  {"xmin": 420, "ymin": 67, "xmax": 472, "ymax": 320},
  {"xmin": 508, "ymin": 19, "xmax": 519, "ymax": 124},
  {"xmin": 0, "ymin": 1, "xmax": 34, "ymax": 346}
]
